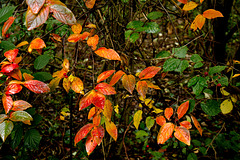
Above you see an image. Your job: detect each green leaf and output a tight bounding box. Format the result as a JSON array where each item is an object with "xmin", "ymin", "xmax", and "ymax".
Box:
[
  {"xmin": 24, "ymin": 129, "xmax": 41, "ymax": 149},
  {"xmin": 187, "ymin": 99, "xmax": 195, "ymax": 114},
  {"xmin": 0, "ymin": 114, "xmax": 8, "ymax": 124},
  {"xmin": 126, "ymin": 21, "xmax": 144, "ymax": 29},
  {"xmin": 145, "ymin": 116, "xmax": 155, "ymax": 130},
  {"xmin": 143, "ymin": 22, "xmax": 160, "ymax": 33},
  {"xmin": 135, "ymin": 130, "xmax": 148, "ymax": 138},
  {"xmin": 0, "ymin": 41, "xmax": 16, "ymax": 51},
  {"xmin": 199, "ymin": 147, "xmax": 207, "ymax": 155},
  {"xmin": 33, "ymin": 72, "xmax": 53, "ymax": 82},
  {"xmin": 188, "ymin": 76, "xmax": 199, "ymax": 87},
  {"xmin": 147, "ymin": 11, "xmax": 163, "ymax": 20},
  {"xmin": 0, "ymin": 6, "xmax": 16, "ymax": 24},
  {"xmin": 163, "ymin": 58, "xmax": 181, "ymax": 72},
  {"xmin": 175, "ymin": 60, "xmax": 189, "ymax": 72},
  {"xmin": 192, "ymin": 139, "xmax": 201, "ymax": 146},
  {"xmin": 187, "ymin": 153, "xmax": 197, "ymax": 160},
  {"xmin": 191, "ymin": 76, "xmax": 208, "ymax": 95},
  {"xmin": 156, "ymin": 50, "xmax": 171, "ymax": 58},
  {"xmin": 217, "ymin": 76, "xmax": 228, "ymax": 86},
  {"xmin": 134, "ymin": 110, "xmax": 142, "ymax": 130},
  {"xmin": 121, "ymin": 0, "xmax": 129, "ymax": 3},
  {"xmin": 0, "ymin": 120, "xmax": 14, "ymax": 142},
  {"xmin": 190, "ymin": 54, "xmax": 203, "ymax": 62},
  {"xmin": 11, "ymin": 125, "xmax": 23, "ymax": 149},
  {"xmin": 10, "ymin": 111, "xmax": 33, "ymax": 122},
  {"xmin": 200, "ymin": 100, "xmax": 221, "ymax": 116},
  {"xmin": 34, "ymin": 54, "xmax": 51, "ymax": 70},
  {"xmin": 125, "ymin": 30, "xmax": 133, "ymax": 39},
  {"xmin": 129, "ymin": 32, "xmax": 140, "ymax": 43},
  {"xmin": 194, "ymin": 62, "xmax": 203, "ymax": 68},
  {"xmin": 209, "ymin": 66, "xmax": 227, "ymax": 75},
  {"xmin": 173, "ymin": 46, "xmax": 188, "ymax": 58}
]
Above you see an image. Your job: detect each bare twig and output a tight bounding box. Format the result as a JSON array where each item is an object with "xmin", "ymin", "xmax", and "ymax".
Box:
[{"xmin": 122, "ymin": 120, "xmax": 133, "ymax": 160}]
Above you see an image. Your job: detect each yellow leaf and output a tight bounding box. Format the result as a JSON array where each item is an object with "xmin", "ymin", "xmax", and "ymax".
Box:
[
  {"xmin": 60, "ymin": 115, "xmax": 65, "ymax": 120},
  {"xmin": 152, "ymin": 106, "xmax": 163, "ymax": 113},
  {"xmin": 134, "ymin": 110, "xmax": 142, "ymax": 130},
  {"xmin": 230, "ymin": 95, "xmax": 237, "ymax": 103},
  {"xmin": 49, "ymin": 77, "xmax": 61, "ymax": 91},
  {"xmin": 114, "ymin": 105, "xmax": 119, "ymax": 114},
  {"xmin": 232, "ymin": 74, "xmax": 240, "ymax": 78},
  {"xmin": 233, "ymin": 60, "xmax": 240, "ymax": 64},
  {"xmin": 16, "ymin": 41, "xmax": 29, "ymax": 48},
  {"xmin": 220, "ymin": 87, "xmax": 230, "ymax": 96},
  {"xmin": 220, "ymin": 99, "xmax": 233, "ymax": 114},
  {"xmin": 182, "ymin": 1, "xmax": 198, "ymax": 11},
  {"xmin": 103, "ymin": 100, "xmax": 113, "ymax": 121},
  {"xmin": 63, "ymin": 78, "xmax": 71, "ymax": 93}
]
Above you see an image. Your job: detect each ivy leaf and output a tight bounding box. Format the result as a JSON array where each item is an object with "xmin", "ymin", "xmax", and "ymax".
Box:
[
  {"xmin": 157, "ymin": 122, "xmax": 174, "ymax": 144},
  {"xmin": 26, "ymin": 0, "xmax": 45, "ymax": 14},
  {"xmin": 134, "ymin": 110, "xmax": 142, "ymax": 130},
  {"xmin": 74, "ymin": 123, "xmax": 94, "ymax": 145},
  {"xmin": 174, "ymin": 126, "xmax": 191, "ymax": 146},
  {"xmin": 0, "ymin": 120, "xmax": 14, "ymax": 142}
]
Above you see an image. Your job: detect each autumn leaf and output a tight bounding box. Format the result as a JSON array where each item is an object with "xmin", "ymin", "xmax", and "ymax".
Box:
[
  {"xmin": 220, "ymin": 99, "xmax": 233, "ymax": 114},
  {"xmin": 105, "ymin": 120, "xmax": 118, "ymax": 141},
  {"xmin": 62, "ymin": 59, "xmax": 69, "ymax": 71},
  {"xmin": 139, "ymin": 66, "xmax": 161, "ymax": 80},
  {"xmin": 71, "ymin": 23, "xmax": 82, "ymax": 34},
  {"xmin": 145, "ymin": 81, "xmax": 160, "ymax": 90},
  {"xmin": 71, "ymin": 77, "xmax": 84, "ymax": 94},
  {"xmin": 63, "ymin": 78, "xmax": 71, "ymax": 93},
  {"xmin": 9, "ymin": 111, "xmax": 33, "ymax": 122},
  {"xmin": 94, "ymin": 47, "xmax": 121, "ymax": 61},
  {"xmin": 0, "ymin": 63, "xmax": 19, "ymax": 74},
  {"xmin": 5, "ymin": 83, "xmax": 22, "ymax": 95},
  {"xmin": 109, "ymin": 70, "xmax": 125, "ymax": 86},
  {"xmin": 182, "ymin": 1, "xmax": 198, "ymax": 11},
  {"xmin": 156, "ymin": 116, "xmax": 166, "ymax": 126},
  {"xmin": 68, "ymin": 32, "xmax": 90, "ymax": 42},
  {"xmin": 50, "ymin": 33, "xmax": 62, "ymax": 42},
  {"xmin": 164, "ymin": 108, "xmax": 173, "ymax": 120},
  {"xmin": 91, "ymin": 91, "xmax": 105, "ymax": 110},
  {"xmin": 122, "ymin": 74, "xmax": 135, "ymax": 94},
  {"xmin": 93, "ymin": 114, "xmax": 101, "ymax": 126},
  {"xmin": 0, "ymin": 115, "xmax": 8, "ymax": 124},
  {"xmin": 177, "ymin": 101, "xmax": 189, "ymax": 119},
  {"xmin": 84, "ymin": 0, "xmax": 96, "ymax": 9},
  {"xmin": 174, "ymin": 126, "xmax": 191, "ymax": 146},
  {"xmin": 103, "ymin": 100, "xmax": 113, "ymax": 121},
  {"xmin": 16, "ymin": 41, "xmax": 29, "ymax": 48},
  {"xmin": 203, "ymin": 9, "xmax": 224, "ymax": 19},
  {"xmin": 2, "ymin": 17, "xmax": 15, "ymax": 37},
  {"xmin": 191, "ymin": 14, "xmax": 206, "ymax": 31},
  {"xmin": 79, "ymin": 90, "xmax": 94, "ymax": 111},
  {"xmin": 0, "ymin": 120, "xmax": 14, "ymax": 142},
  {"xmin": 2, "ymin": 94, "xmax": 13, "ymax": 114},
  {"xmin": 26, "ymin": 0, "xmax": 45, "ymax": 14},
  {"xmin": 178, "ymin": 0, "xmax": 187, "ymax": 4},
  {"xmin": 28, "ymin": 38, "xmax": 46, "ymax": 53},
  {"xmin": 12, "ymin": 100, "xmax": 32, "ymax": 111},
  {"xmin": 190, "ymin": 114, "xmax": 203, "ymax": 136},
  {"xmin": 180, "ymin": 121, "xmax": 192, "ymax": 129},
  {"xmin": 4, "ymin": 49, "xmax": 18, "ymax": 63},
  {"xmin": 23, "ymin": 80, "xmax": 50, "ymax": 93},
  {"xmin": 87, "ymin": 35, "xmax": 99, "ymax": 50},
  {"xmin": 157, "ymin": 122, "xmax": 175, "ymax": 144},
  {"xmin": 97, "ymin": 70, "xmax": 115, "ymax": 83},
  {"xmin": 9, "ymin": 69, "xmax": 22, "ymax": 81},
  {"xmin": 49, "ymin": 77, "xmax": 61, "ymax": 91},
  {"xmin": 95, "ymin": 83, "xmax": 116, "ymax": 95},
  {"xmin": 134, "ymin": 110, "xmax": 142, "ymax": 130},
  {"xmin": 23, "ymin": 73, "xmax": 34, "ymax": 81},
  {"xmin": 136, "ymin": 81, "xmax": 148, "ymax": 99},
  {"xmin": 74, "ymin": 123, "xmax": 94, "ymax": 145}
]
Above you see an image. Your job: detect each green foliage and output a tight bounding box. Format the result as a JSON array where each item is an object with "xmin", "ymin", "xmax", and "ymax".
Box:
[
  {"xmin": 34, "ymin": 54, "xmax": 51, "ymax": 70},
  {"xmin": 0, "ymin": 6, "xmax": 16, "ymax": 24},
  {"xmin": 24, "ymin": 129, "xmax": 41, "ymax": 149}
]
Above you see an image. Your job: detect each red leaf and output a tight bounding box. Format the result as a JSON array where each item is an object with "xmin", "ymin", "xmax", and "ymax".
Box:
[
  {"xmin": 12, "ymin": 100, "xmax": 32, "ymax": 111},
  {"xmin": 5, "ymin": 83, "xmax": 22, "ymax": 95},
  {"xmin": 2, "ymin": 17, "xmax": 15, "ymax": 37},
  {"xmin": 23, "ymin": 80, "xmax": 50, "ymax": 93},
  {"xmin": 4, "ymin": 49, "xmax": 18, "ymax": 63},
  {"xmin": 109, "ymin": 70, "xmax": 125, "ymax": 86},
  {"xmin": 85, "ymin": 133, "xmax": 97, "ymax": 155},
  {"xmin": 156, "ymin": 115, "xmax": 166, "ymax": 126},
  {"xmin": 93, "ymin": 114, "xmax": 101, "ymax": 126},
  {"xmin": 164, "ymin": 108, "xmax": 173, "ymax": 120},
  {"xmin": 9, "ymin": 69, "xmax": 22, "ymax": 80},
  {"xmin": 92, "ymin": 91, "xmax": 105, "ymax": 110},
  {"xmin": 2, "ymin": 94, "xmax": 13, "ymax": 114},
  {"xmin": 79, "ymin": 90, "xmax": 94, "ymax": 111},
  {"xmin": 28, "ymin": 38, "xmax": 46, "ymax": 53},
  {"xmin": 95, "ymin": 83, "xmax": 116, "ymax": 95},
  {"xmin": 136, "ymin": 81, "xmax": 148, "ymax": 99},
  {"xmin": 180, "ymin": 121, "xmax": 192, "ymax": 130},
  {"xmin": 174, "ymin": 126, "xmax": 191, "ymax": 146},
  {"xmin": 74, "ymin": 123, "xmax": 94, "ymax": 146},
  {"xmin": 97, "ymin": 70, "xmax": 115, "ymax": 83},
  {"xmin": 0, "ymin": 63, "xmax": 19, "ymax": 73},
  {"xmin": 203, "ymin": 9, "xmax": 224, "ymax": 19},
  {"xmin": 88, "ymin": 107, "xmax": 96, "ymax": 119},
  {"xmin": 87, "ymin": 35, "xmax": 99, "ymax": 50},
  {"xmin": 191, "ymin": 114, "xmax": 203, "ymax": 136},
  {"xmin": 177, "ymin": 101, "xmax": 189, "ymax": 119},
  {"xmin": 139, "ymin": 66, "xmax": 161, "ymax": 80},
  {"xmin": 68, "ymin": 32, "xmax": 90, "ymax": 42},
  {"xmin": 94, "ymin": 47, "xmax": 121, "ymax": 61},
  {"xmin": 26, "ymin": 0, "xmax": 45, "ymax": 14},
  {"xmin": 26, "ymin": 5, "xmax": 49, "ymax": 30},
  {"xmin": 122, "ymin": 74, "xmax": 135, "ymax": 94},
  {"xmin": 178, "ymin": 0, "xmax": 187, "ymax": 4},
  {"xmin": 157, "ymin": 122, "xmax": 175, "ymax": 144}
]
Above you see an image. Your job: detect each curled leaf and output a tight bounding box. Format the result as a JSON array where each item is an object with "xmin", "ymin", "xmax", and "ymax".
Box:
[
  {"xmin": 191, "ymin": 14, "xmax": 206, "ymax": 31},
  {"xmin": 16, "ymin": 41, "xmax": 29, "ymax": 48},
  {"xmin": 190, "ymin": 114, "xmax": 203, "ymax": 136},
  {"xmin": 84, "ymin": 0, "xmax": 96, "ymax": 9},
  {"xmin": 71, "ymin": 23, "xmax": 82, "ymax": 34}
]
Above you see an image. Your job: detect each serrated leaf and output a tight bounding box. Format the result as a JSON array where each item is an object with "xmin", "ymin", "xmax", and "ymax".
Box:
[
  {"xmin": 200, "ymin": 100, "xmax": 221, "ymax": 116},
  {"xmin": 26, "ymin": 0, "xmax": 45, "ymax": 14},
  {"xmin": 33, "ymin": 72, "xmax": 53, "ymax": 82},
  {"xmin": 174, "ymin": 126, "xmax": 191, "ymax": 146},
  {"xmin": 182, "ymin": 1, "xmax": 198, "ymax": 11},
  {"xmin": 74, "ymin": 123, "xmax": 94, "ymax": 145},
  {"xmin": 97, "ymin": 70, "xmax": 115, "ymax": 83},
  {"xmin": 109, "ymin": 70, "xmax": 125, "ymax": 86},
  {"xmin": 0, "ymin": 6, "xmax": 16, "ymax": 24},
  {"xmin": 147, "ymin": 11, "xmax": 163, "ymax": 20},
  {"xmin": 94, "ymin": 47, "xmax": 121, "ymax": 61},
  {"xmin": 194, "ymin": 62, "xmax": 203, "ymax": 68},
  {"xmin": 129, "ymin": 32, "xmax": 140, "ymax": 43},
  {"xmin": 139, "ymin": 66, "xmax": 161, "ymax": 80},
  {"xmin": 23, "ymin": 80, "xmax": 50, "ymax": 93},
  {"xmin": 34, "ymin": 54, "xmax": 50, "ymax": 69},
  {"xmin": 164, "ymin": 108, "xmax": 173, "ymax": 120},
  {"xmin": 209, "ymin": 66, "xmax": 227, "ymax": 75},
  {"xmin": 122, "ymin": 74, "xmax": 135, "ymax": 94},
  {"xmin": 220, "ymin": 99, "xmax": 233, "ymax": 114},
  {"xmin": 157, "ymin": 122, "xmax": 174, "ymax": 144},
  {"xmin": 0, "ymin": 120, "xmax": 14, "ymax": 142},
  {"xmin": 173, "ymin": 46, "xmax": 188, "ymax": 58},
  {"xmin": 95, "ymin": 83, "xmax": 116, "ymax": 95},
  {"xmin": 190, "ymin": 115, "xmax": 202, "ymax": 136},
  {"xmin": 203, "ymin": 9, "xmax": 224, "ymax": 19},
  {"xmin": 177, "ymin": 101, "xmax": 189, "ymax": 119},
  {"xmin": 163, "ymin": 58, "xmax": 181, "ymax": 72},
  {"xmin": 134, "ymin": 110, "xmax": 142, "ymax": 130},
  {"xmin": 145, "ymin": 116, "xmax": 155, "ymax": 130},
  {"xmin": 191, "ymin": 54, "xmax": 203, "ymax": 62},
  {"xmin": 156, "ymin": 115, "xmax": 166, "ymax": 126},
  {"xmin": 105, "ymin": 120, "xmax": 117, "ymax": 141},
  {"xmin": 24, "ymin": 129, "xmax": 41, "ymax": 149},
  {"xmin": 175, "ymin": 60, "xmax": 189, "ymax": 73},
  {"xmin": 156, "ymin": 50, "xmax": 171, "ymax": 58}
]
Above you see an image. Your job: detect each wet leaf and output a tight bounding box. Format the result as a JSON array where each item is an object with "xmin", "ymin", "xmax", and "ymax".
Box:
[
  {"xmin": 94, "ymin": 47, "xmax": 121, "ymax": 61},
  {"xmin": 157, "ymin": 122, "xmax": 175, "ymax": 144},
  {"xmin": 139, "ymin": 66, "xmax": 161, "ymax": 80},
  {"xmin": 164, "ymin": 107, "xmax": 173, "ymax": 120},
  {"xmin": 5, "ymin": 83, "xmax": 22, "ymax": 95},
  {"xmin": 156, "ymin": 115, "xmax": 166, "ymax": 126},
  {"xmin": 203, "ymin": 9, "xmax": 224, "ymax": 19},
  {"xmin": 134, "ymin": 110, "xmax": 142, "ymax": 130},
  {"xmin": 180, "ymin": 121, "xmax": 192, "ymax": 129},
  {"xmin": 74, "ymin": 123, "xmax": 94, "ymax": 145},
  {"xmin": 177, "ymin": 101, "xmax": 189, "ymax": 119},
  {"xmin": 220, "ymin": 99, "xmax": 233, "ymax": 114},
  {"xmin": 95, "ymin": 83, "xmax": 116, "ymax": 95},
  {"xmin": 2, "ymin": 94, "xmax": 13, "ymax": 114},
  {"xmin": 109, "ymin": 70, "xmax": 125, "ymax": 86},
  {"xmin": 136, "ymin": 81, "xmax": 148, "ymax": 99},
  {"xmin": 12, "ymin": 100, "xmax": 32, "ymax": 111},
  {"xmin": 122, "ymin": 74, "xmax": 135, "ymax": 94},
  {"xmin": 105, "ymin": 120, "xmax": 118, "ymax": 141},
  {"xmin": 10, "ymin": 111, "xmax": 33, "ymax": 122},
  {"xmin": 182, "ymin": 1, "xmax": 198, "ymax": 11},
  {"xmin": 23, "ymin": 80, "xmax": 50, "ymax": 93},
  {"xmin": 0, "ymin": 120, "xmax": 14, "ymax": 142},
  {"xmin": 97, "ymin": 70, "xmax": 115, "ymax": 83},
  {"xmin": 87, "ymin": 35, "xmax": 99, "ymax": 50},
  {"xmin": 174, "ymin": 126, "xmax": 191, "ymax": 146},
  {"xmin": 190, "ymin": 114, "xmax": 203, "ymax": 136},
  {"xmin": 50, "ymin": 33, "xmax": 61, "ymax": 42},
  {"xmin": 2, "ymin": 16, "xmax": 15, "ymax": 37},
  {"xmin": 26, "ymin": 0, "xmax": 45, "ymax": 14}
]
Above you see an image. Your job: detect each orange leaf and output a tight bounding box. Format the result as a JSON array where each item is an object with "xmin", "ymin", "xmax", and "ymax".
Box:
[
  {"xmin": 92, "ymin": 90, "xmax": 105, "ymax": 110},
  {"xmin": 180, "ymin": 121, "xmax": 192, "ymax": 129},
  {"xmin": 87, "ymin": 35, "xmax": 99, "ymax": 50},
  {"xmin": 79, "ymin": 90, "xmax": 94, "ymax": 111},
  {"xmin": 97, "ymin": 70, "xmax": 115, "ymax": 83},
  {"xmin": 200, "ymin": 0, "xmax": 204, "ymax": 3},
  {"xmin": 203, "ymin": 9, "xmax": 224, "ymax": 19},
  {"xmin": 157, "ymin": 122, "xmax": 175, "ymax": 144},
  {"xmin": 177, "ymin": 101, "xmax": 189, "ymax": 119},
  {"xmin": 16, "ymin": 41, "xmax": 29, "ymax": 48},
  {"xmin": 71, "ymin": 23, "xmax": 82, "ymax": 34},
  {"xmin": 109, "ymin": 70, "xmax": 125, "ymax": 86},
  {"xmin": 74, "ymin": 123, "xmax": 94, "ymax": 145},
  {"xmin": 4, "ymin": 49, "xmax": 18, "ymax": 63},
  {"xmin": 50, "ymin": 33, "xmax": 62, "ymax": 42},
  {"xmin": 178, "ymin": 0, "xmax": 187, "ymax": 4},
  {"xmin": 174, "ymin": 126, "xmax": 191, "ymax": 146},
  {"xmin": 136, "ymin": 81, "xmax": 148, "ymax": 99},
  {"xmin": 164, "ymin": 108, "xmax": 173, "ymax": 120},
  {"xmin": 84, "ymin": 0, "xmax": 96, "ymax": 9},
  {"xmin": 105, "ymin": 120, "xmax": 118, "ymax": 141},
  {"xmin": 26, "ymin": 0, "xmax": 45, "ymax": 14},
  {"xmin": 71, "ymin": 77, "xmax": 84, "ymax": 94},
  {"xmin": 95, "ymin": 83, "xmax": 116, "ymax": 95},
  {"xmin": 23, "ymin": 73, "xmax": 34, "ymax": 81},
  {"xmin": 139, "ymin": 66, "xmax": 161, "ymax": 80},
  {"xmin": 93, "ymin": 114, "xmax": 101, "ymax": 126},
  {"xmin": 63, "ymin": 78, "xmax": 71, "ymax": 93},
  {"xmin": 13, "ymin": 56, "xmax": 22, "ymax": 64},
  {"xmin": 2, "ymin": 94, "xmax": 13, "ymax": 114},
  {"xmin": 191, "ymin": 14, "xmax": 205, "ymax": 31},
  {"xmin": 49, "ymin": 77, "xmax": 61, "ymax": 91},
  {"xmin": 94, "ymin": 47, "xmax": 121, "ymax": 61},
  {"xmin": 68, "ymin": 33, "xmax": 90, "ymax": 42},
  {"xmin": 103, "ymin": 100, "xmax": 113, "ymax": 121},
  {"xmin": 88, "ymin": 107, "xmax": 96, "ymax": 119},
  {"xmin": 182, "ymin": 1, "xmax": 198, "ymax": 11},
  {"xmin": 156, "ymin": 115, "xmax": 166, "ymax": 126},
  {"xmin": 146, "ymin": 81, "xmax": 160, "ymax": 90},
  {"xmin": 2, "ymin": 17, "xmax": 15, "ymax": 37},
  {"xmin": 190, "ymin": 114, "xmax": 203, "ymax": 136},
  {"xmin": 53, "ymin": 69, "xmax": 67, "ymax": 79},
  {"xmin": 28, "ymin": 38, "xmax": 46, "ymax": 53},
  {"xmin": 5, "ymin": 83, "xmax": 22, "ymax": 95},
  {"xmin": 62, "ymin": 59, "xmax": 69, "ymax": 71},
  {"xmin": 122, "ymin": 74, "xmax": 135, "ymax": 94},
  {"xmin": 9, "ymin": 69, "xmax": 22, "ymax": 80},
  {"xmin": 12, "ymin": 100, "xmax": 32, "ymax": 111},
  {"xmin": 23, "ymin": 80, "xmax": 50, "ymax": 93}
]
